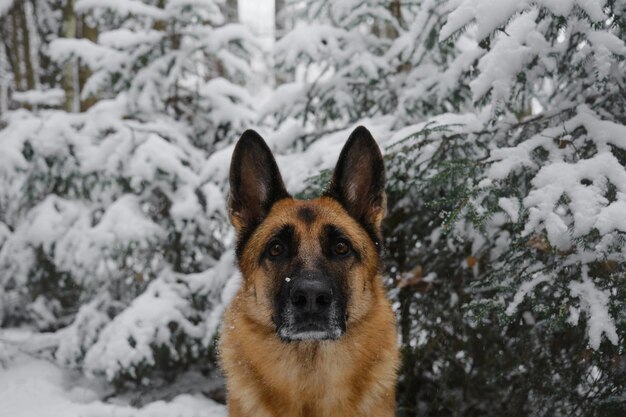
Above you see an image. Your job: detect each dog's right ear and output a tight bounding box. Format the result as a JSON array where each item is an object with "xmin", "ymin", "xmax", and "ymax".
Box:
[{"xmin": 228, "ymin": 130, "xmax": 290, "ymax": 236}]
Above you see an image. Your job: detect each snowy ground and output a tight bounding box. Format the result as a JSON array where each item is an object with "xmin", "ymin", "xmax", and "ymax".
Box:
[{"xmin": 0, "ymin": 329, "xmax": 227, "ymax": 417}]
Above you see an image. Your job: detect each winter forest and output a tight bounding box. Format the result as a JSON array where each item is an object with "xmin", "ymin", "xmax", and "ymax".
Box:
[{"xmin": 0, "ymin": 0, "xmax": 625, "ymax": 416}]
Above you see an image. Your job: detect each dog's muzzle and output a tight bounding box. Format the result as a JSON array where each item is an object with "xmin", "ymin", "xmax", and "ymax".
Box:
[{"xmin": 275, "ymin": 275, "xmax": 346, "ymax": 341}]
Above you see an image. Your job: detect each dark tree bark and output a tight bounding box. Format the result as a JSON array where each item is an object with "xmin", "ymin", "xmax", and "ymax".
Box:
[
  {"xmin": 275, "ymin": 0, "xmax": 285, "ymax": 38},
  {"xmin": 61, "ymin": 0, "xmax": 77, "ymax": 112},
  {"xmin": 225, "ymin": 0, "xmax": 238, "ymax": 23},
  {"xmin": 78, "ymin": 13, "xmax": 98, "ymax": 111},
  {"xmin": 16, "ymin": 1, "xmax": 35, "ymax": 90},
  {"xmin": 274, "ymin": 0, "xmax": 290, "ymax": 85},
  {"xmin": 9, "ymin": 6, "xmax": 23, "ymax": 90}
]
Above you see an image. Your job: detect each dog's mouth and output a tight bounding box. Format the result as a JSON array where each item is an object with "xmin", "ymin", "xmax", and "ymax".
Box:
[
  {"xmin": 275, "ymin": 305, "xmax": 347, "ymax": 342},
  {"xmin": 277, "ymin": 319, "xmax": 345, "ymax": 342}
]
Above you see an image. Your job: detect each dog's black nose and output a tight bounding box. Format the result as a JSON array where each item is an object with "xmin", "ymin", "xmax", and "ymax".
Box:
[{"xmin": 290, "ymin": 279, "xmax": 333, "ymax": 314}]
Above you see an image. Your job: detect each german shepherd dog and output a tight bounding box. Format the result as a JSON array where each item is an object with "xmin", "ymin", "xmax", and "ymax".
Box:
[{"xmin": 220, "ymin": 126, "xmax": 398, "ymax": 417}]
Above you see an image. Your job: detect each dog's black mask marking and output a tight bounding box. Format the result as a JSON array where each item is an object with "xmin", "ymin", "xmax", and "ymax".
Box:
[{"xmin": 274, "ymin": 269, "xmax": 348, "ymax": 342}]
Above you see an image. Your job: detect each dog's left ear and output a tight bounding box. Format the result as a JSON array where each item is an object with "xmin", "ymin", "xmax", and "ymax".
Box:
[{"xmin": 325, "ymin": 126, "xmax": 386, "ymax": 233}]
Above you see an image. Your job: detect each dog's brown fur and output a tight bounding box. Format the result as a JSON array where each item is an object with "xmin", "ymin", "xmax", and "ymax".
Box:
[{"xmin": 220, "ymin": 127, "xmax": 398, "ymax": 417}]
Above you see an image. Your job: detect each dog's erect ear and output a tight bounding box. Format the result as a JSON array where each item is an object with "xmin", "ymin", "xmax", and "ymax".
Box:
[
  {"xmin": 229, "ymin": 130, "xmax": 290, "ymax": 235},
  {"xmin": 325, "ymin": 126, "xmax": 386, "ymax": 233}
]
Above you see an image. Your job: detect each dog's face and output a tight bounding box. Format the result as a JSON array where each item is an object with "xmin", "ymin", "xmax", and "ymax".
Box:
[{"xmin": 228, "ymin": 127, "xmax": 386, "ymax": 342}]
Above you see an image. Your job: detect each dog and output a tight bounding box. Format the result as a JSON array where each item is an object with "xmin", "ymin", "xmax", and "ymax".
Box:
[{"xmin": 219, "ymin": 126, "xmax": 398, "ymax": 417}]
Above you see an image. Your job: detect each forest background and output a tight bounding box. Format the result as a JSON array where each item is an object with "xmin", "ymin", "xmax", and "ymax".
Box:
[{"xmin": 0, "ymin": 0, "xmax": 625, "ymax": 416}]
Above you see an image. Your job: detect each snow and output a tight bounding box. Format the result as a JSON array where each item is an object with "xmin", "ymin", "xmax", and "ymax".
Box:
[
  {"xmin": 76, "ymin": 0, "xmax": 169, "ymax": 20},
  {"xmin": 440, "ymin": 0, "xmax": 610, "ymax": 41},
  {"xmin": 127, "ymin": 133, "xmax": 198, "ymax": 189},
  {"xmin": 261, "ymin": 82, "xmax": 305, "ymax": 118},
  {"xmin": 49, "ymin": 38, "xmax": 125, "ymax": 71},
  {"xmin": 505, "ymin": 273, "xmax": 550, "ymax": 316},
  {"xmin": 470, "ymin": 9, "xmax": 547, "ymax": 102},
  {"xmin": 587, "ymin": 30, "xmax": 626, "ymax": 56},
  {"xmin": 574, "ymin": 0, "xmax": 606, "ymax": 22},
  {"xmin": 93, "ymin": 195, "xmax": 166, "ymax": 245},
  {"xmin": 388, "ymin": 113, "xmax": 483, "ymax": 146},
  {"xmin": 595, "ymin": 201, "xmax": 626, "ymax": 234},
  {"xmin": 1, "ymin": 0, "xmax": 625, "ymax": 412},
  {"xmin": 0, "ymin": 345, "xmax": 226, "ymax": 417},
  {"xmin": 56, "ymin": 297, "xmax": 111, "ymax": 368},
  {"xmin": 568, "ymin": 267, "xmax": 619, "ymax": 349},
  {"xmin": 578, "ymin": 105, "xmax": 626, "ymax": 151},
  {"xmin": 275, "ymin": 23, "xmax": 351, "ymax": 66},
  {"xmin": 98, "ymin": 29, "xmax": 163, "ymax": 49},
  {"xmin": 523, "ymin": 151, "xmax": 626, "ymax": 248},
  {"xmin": 76, "ymin": 251, "xmax": 238, "ymax": 383},
  {"xmin": 487, "ymin": 104, "xmax": 626, "ymax": 258},
  {"xmin": 206, "ymin": 23, "xmax": 258, "ymax": 52},
  {"xmin": 20, "ymin": 196, "xmax": 87, "ymax": 252},
  {"xmin": 440, "ymin": 0, "xmax": 521, "ymax": 41},
  {"xmin": 12, "ymin": 89, "xmax": 65, "ymax": 106},
  {"xmin": 197, "ymin": 78, "xmax": 256, "ymax": 129},
  {"xmin": 83, "ymin": 273, "xmax": 205, "ymax": 381},
  {"xmin": 498, "ymin": 197, "xmax": 520, "ymax": 223}
]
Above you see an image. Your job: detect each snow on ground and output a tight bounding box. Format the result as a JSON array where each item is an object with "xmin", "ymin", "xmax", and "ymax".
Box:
[{"xmin": 0, "ymin": 329, "xmax": 227, "ymax": 417}]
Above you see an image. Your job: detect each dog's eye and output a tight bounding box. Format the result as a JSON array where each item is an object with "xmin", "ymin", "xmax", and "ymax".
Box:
[
  {"xmin": 333, "ymin": 240, "xmax": 350, "ymax": 256},
  {"xmin": 268, "ymin": 240, "xmax": 286, "ymax": 258}
]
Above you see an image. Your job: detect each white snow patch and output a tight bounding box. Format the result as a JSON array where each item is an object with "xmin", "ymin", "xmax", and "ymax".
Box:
[
  {"xmin": 94, "ymin": 195, "xmax": 166, "ymax": 244},
  {"xmin": 83, "ymin": 274, "xmax": 203, "ymax": 381},
  {"xmin": 98, "ymin": 29, "xmax": 163, "ymax": 49},
  {"xmin": 440, "ymin": 0, "xmax": 521, "ymax": 41},
  {"xmin": 441, "ymin": 0, "xmax": 609, "ymax": 41},
  {"xmin": 470, "ymin": 9, "xmax": 546, "ymax": 102},
  {"xmin": 498, "ymin": 197, "xmax": 520, "ymax": 222},
  {"xmin": 569, "ymin": 267, "xmax": 618, "ymax": 349},
  {"xmin": 76, "ymin": 0, "xmax": 168, "ymax": 19},
  {"xmin": 506, "ymin": 273, "xmax": 550, "ymax": 316},
  {"xmin": 595, "ymin": 201, "xmax": 626, "ymax": 234},
  {"xmin": 12, "ymin": 89, "xmax": 65, "ymax": 106},
  {"xmin": 0, "ymin": 350, "xmax": 226, "ymax": 417}
]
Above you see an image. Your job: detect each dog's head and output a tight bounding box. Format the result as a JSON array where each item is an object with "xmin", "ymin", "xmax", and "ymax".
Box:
[{"xmin": 228, "ymin": 126, "xmax": 386, "ymax": 342}]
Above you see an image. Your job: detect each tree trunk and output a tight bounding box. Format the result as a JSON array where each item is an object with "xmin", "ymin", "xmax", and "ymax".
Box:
[
  {"xmin": 1, "ymin": 47, "xmax": 8, "ymax": 114},
  {"xmin": 274, "ymin": 0, "xmax": 290, "ymax": 86},
  {"xmin": 16, "ymin": 1, "xmax": 35, "ymax": 90},
  {"xmin": 225, "ymin": 0, "xmax": 238, "ymax": 23},
  {"xmin": 275, "ymin": 0, "xmax": 285, "ymax": 37},
  {"xmin": 0, "ymin": 13, "xmax": 19, "ymax": 93},
  {"xmin": 78, "ymin": 13, "xmax": 98, "ymax": 111},
  {"xmin": 9, "ymin": 5, "xmax": 23, "ymax": 90},
  {"xmin": 61, "ymin": 0, "xmax": 77, "ymax": 112}
]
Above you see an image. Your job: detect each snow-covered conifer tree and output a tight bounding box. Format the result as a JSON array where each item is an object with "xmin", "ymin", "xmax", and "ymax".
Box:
[
  {"xmin": 0, "ymin": 0, "xmax": 256, "ymax": 387},
  {"xmin": 272, "ymin": 0, "xmax": 626, "ymax": 415},
  {"xmin": 1, "ymin": 0, "xmax": 624, "ymax": 413}
]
